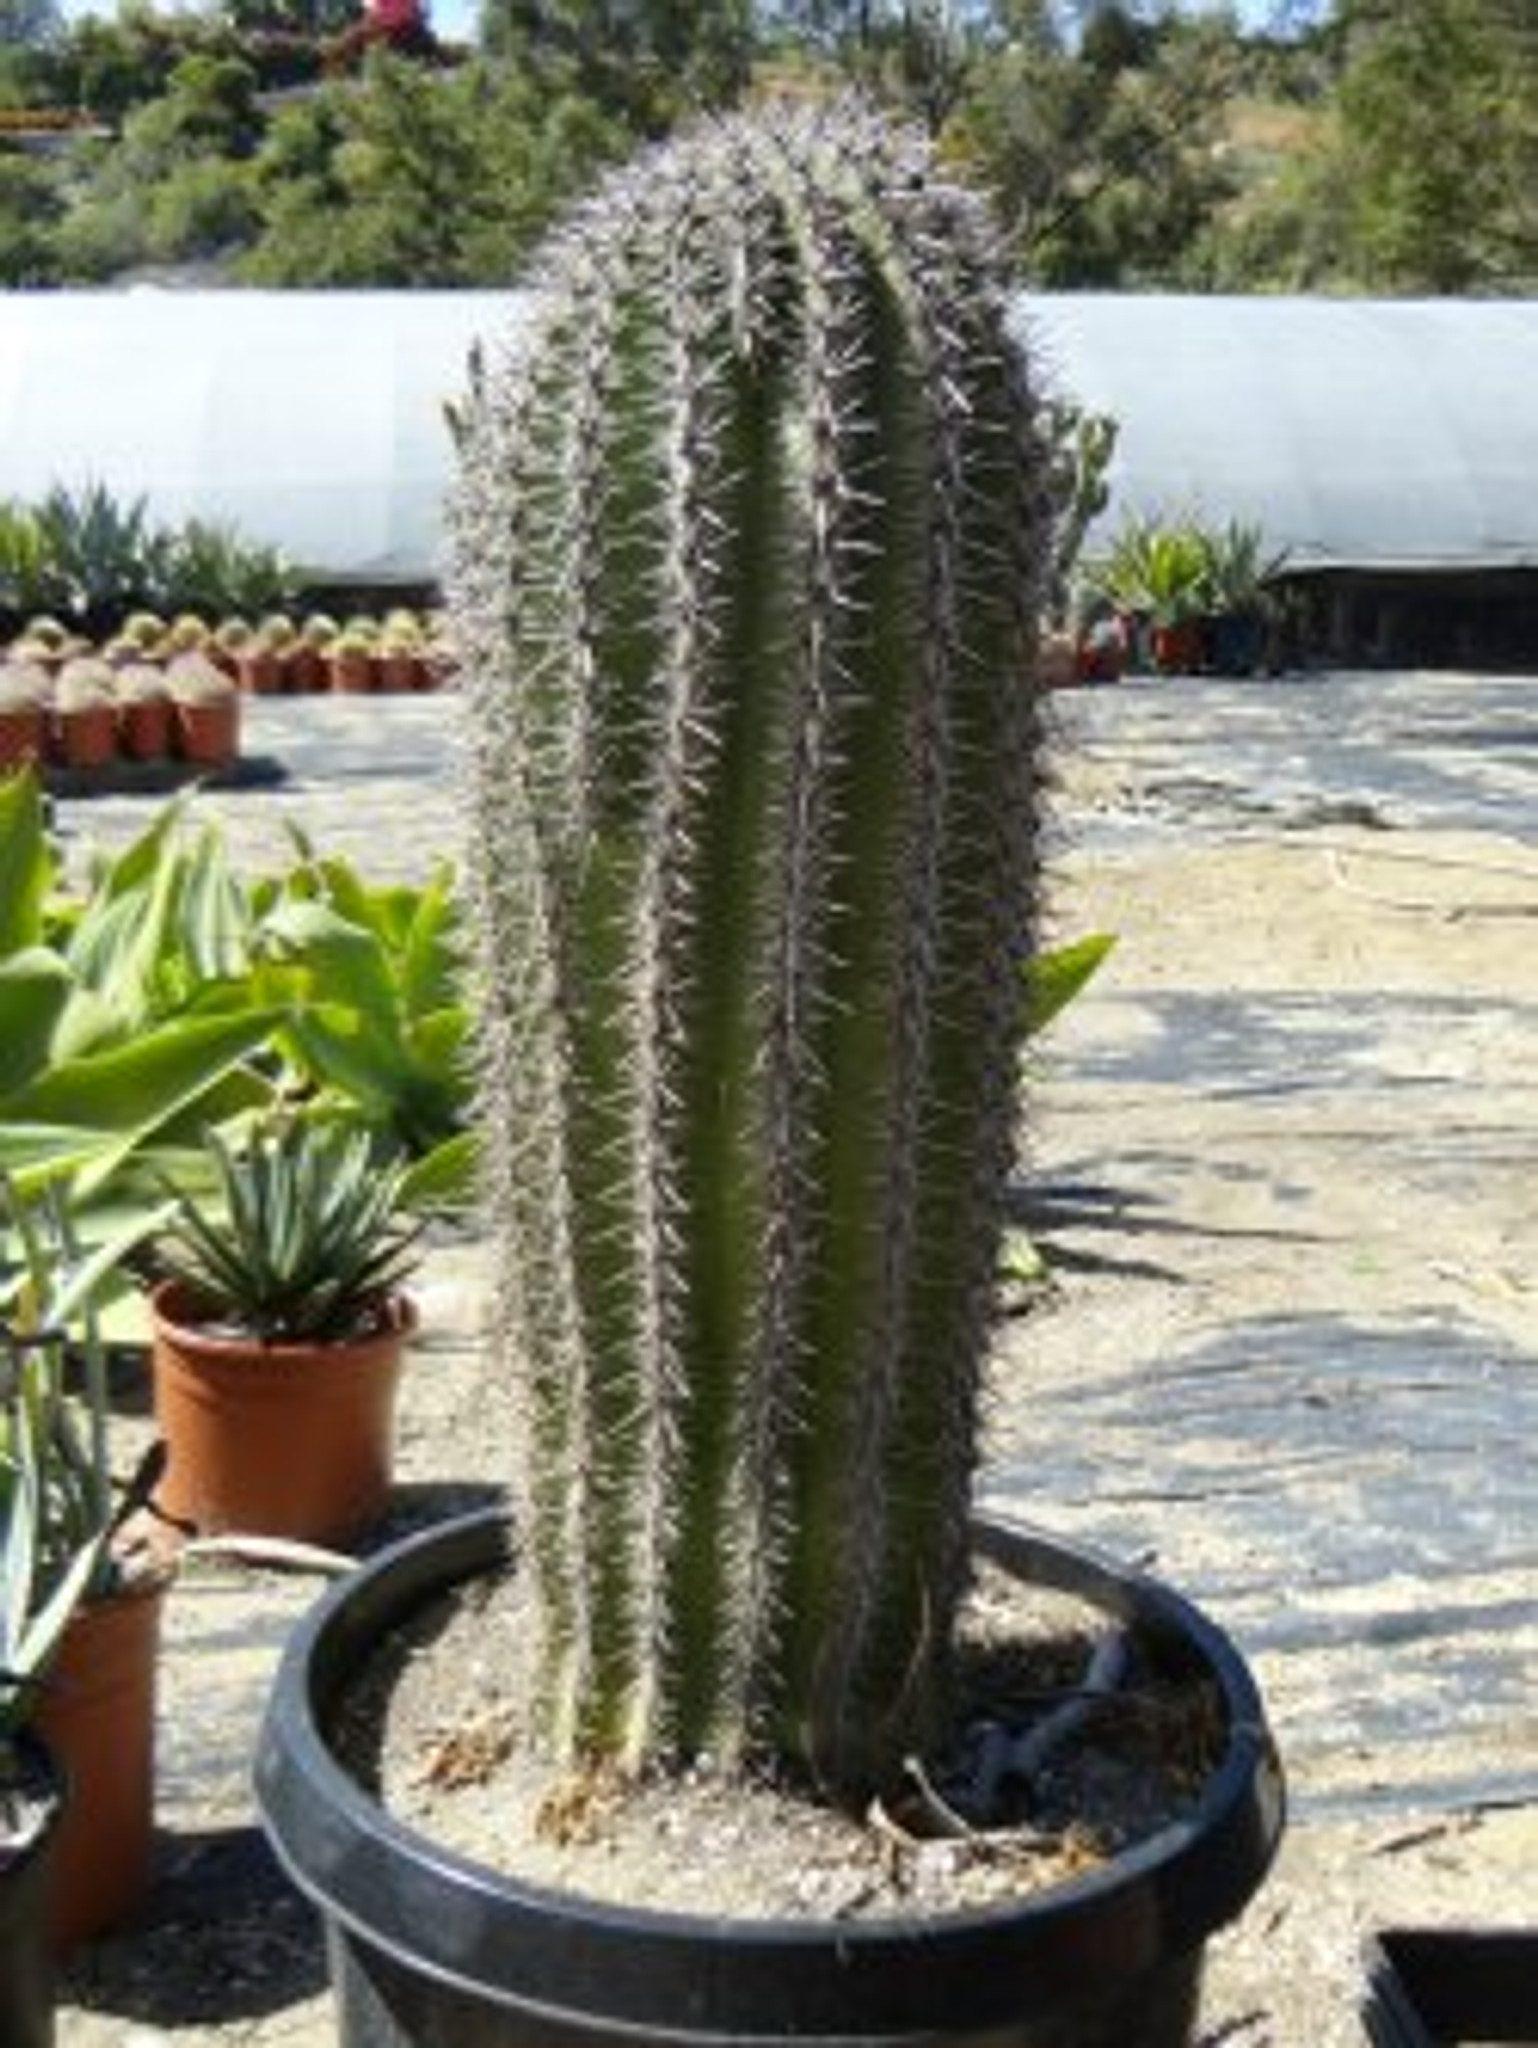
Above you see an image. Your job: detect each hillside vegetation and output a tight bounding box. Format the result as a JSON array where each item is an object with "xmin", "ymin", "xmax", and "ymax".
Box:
[{"xmin": 0, "ymin": 1, "xmax": 1533, "ymax": 293}]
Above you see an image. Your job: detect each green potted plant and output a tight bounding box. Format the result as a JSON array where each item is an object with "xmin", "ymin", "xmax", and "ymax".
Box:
[
  {"xmin": 0, "ymin": 1179, "xmax": 170, "ymax": 1967},
  {"xmin": 1084, "ymin": 515, "xmax": 1212, "ymax": 675},
  {"xmin": 256, "ymin": 102, "xmax": 1283, "ymax": 2048},
  {"xmin": 1200, "ymin": 520, "xmax": 1288, "ymax": 678},
  {"xmin": 147, "ymin": 1116, "xmax": 422, "ymax": 1546}
]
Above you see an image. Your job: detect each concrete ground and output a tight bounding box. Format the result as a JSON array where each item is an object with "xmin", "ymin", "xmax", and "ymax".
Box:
[{"xmin": 51, "ymin": 670, "xmax": 1537, "ymax": 2045}]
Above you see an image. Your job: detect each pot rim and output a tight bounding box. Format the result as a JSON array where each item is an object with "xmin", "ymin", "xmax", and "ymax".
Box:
[
  {"xmin": 255, "ymin": 1508, "xmax": 1286, "ymax": 2033},
  {"xmin": 150, "ymin": 1280, "xmax": 418, "ymax": 1361}
]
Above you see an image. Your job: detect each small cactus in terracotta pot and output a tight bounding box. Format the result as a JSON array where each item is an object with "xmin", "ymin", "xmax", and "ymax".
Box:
[
  {"xmin": 114, "ymin": 660, "xmax": 175, "ymax": 762},
  {"xmin": 209, "ymin": 615, "xmax": 252, "ymax": 683},
  {"xmin": 15, "ymin": 615, "xmax": 69, "ymax": 673},
  {"xmin": 287, "ymin": 613, "xmax": 337, "ymax": 695},
  {"xmin": 233, "ymin": 623, "xmax": 288, "ymax": 697},
  {"xmin": 0, "ymin": 658, "xmax": 49, "ymax": 768},
  {"xmin": 376, "ymin": 614, "xmax": 426, "ymax": 694},
  {"xmin": 326, "ymin": 625, "xmax": 378, "ymax": 695},
  {"xmin": 118, "ymin": 609, "xmax": 168, "ymax": 654},
  {"xmin": 52, "ymin": 655, "xmax": 119, "ymax": 770},
  {"xmin": 421, "ymin": 614, "xmax": 455, "ymax": 692},
  {"xmin": 166, "ymin": 651, "xmax": 241, "ymax": 768}
]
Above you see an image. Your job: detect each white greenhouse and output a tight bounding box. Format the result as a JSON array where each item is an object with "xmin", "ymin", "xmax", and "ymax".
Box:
[{"xmin": 2, "ymin": 289, "xmax": 1538, "ymax": 594}]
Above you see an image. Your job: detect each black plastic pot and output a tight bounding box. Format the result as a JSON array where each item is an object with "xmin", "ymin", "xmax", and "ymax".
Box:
[
  {"xmin": 0, "ymin": 1732, "xmax": 66, "ymax": 2048},
  {"xmin": 256, "ymin": 1511, "xmax": 1285, "ymax": 2048},
  {"xmin": 1363, "ymin": 1928, "xmax": 1538, "ymax": 2046}
]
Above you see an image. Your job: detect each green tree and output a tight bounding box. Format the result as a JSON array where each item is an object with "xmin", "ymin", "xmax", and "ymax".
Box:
[
  {"xmin": 952, "ymin": 6, "xmax": 1242, "ymax": 284},
  {"xmin": 54, "ymin": 5, "xmax": 239, "ymax": 119},
  {"xmin": 1201, "ymin": 0, "xmax": 1538, "ymax": 291},
  {"xmin": 119, "ymin": 51, "xmax": 264, "ymax": 159},
  {"xmin": 480, "ymin": 0, "xmax": 754, "ymax": 111},
  {"xmin": 1331, "ymin": 0, "xmax": 1537, "ymax": 290},
  {"xmin": 50, "ymin": 50, "xmax": 262, "ymax": 275},
  {"xmin": 0, "ymin": 148, "xmax": 61, "ymax": 281},
  {"xmin": 0, "ymin": 0, "xmax": 60, "ymax": 48},
  {"xmin": 240, "ymin": 53, "xmax": 634, "ymax": 285},
  {"xmin": 218, "ymin": 0, "xmax": 357, "ymax": 34}
]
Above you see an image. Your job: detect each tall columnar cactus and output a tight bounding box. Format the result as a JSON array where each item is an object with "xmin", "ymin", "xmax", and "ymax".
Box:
[{"xmin": 449, "ymin": 100, "xmax": 1053, "ymax": 1803}]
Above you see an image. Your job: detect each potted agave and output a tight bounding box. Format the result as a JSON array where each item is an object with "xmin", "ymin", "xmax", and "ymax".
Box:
[
  {"xmin": 257, "ymin": 103, "xmax": 1284, "ymax": 2048},
  {"xmin": 0, "ymin": 1179, "xmax": 170, "ymax": 1973},
  {"xmin": 1200, "ymin": 520, "xmax": 1287, "ymax": 679},
  {"xmin": 148, "ymin": 1117, "xmax": 422, "ymax": 1547}
]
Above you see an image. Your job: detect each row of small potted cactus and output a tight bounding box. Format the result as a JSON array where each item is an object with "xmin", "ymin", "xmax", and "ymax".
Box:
[
  {"xmin": 2, "ymin": 607, "xmax": 452, "ymax": 699},
  {"xmin": 0, "ymin": 651, "xmax": 241, "ymax": 775}
]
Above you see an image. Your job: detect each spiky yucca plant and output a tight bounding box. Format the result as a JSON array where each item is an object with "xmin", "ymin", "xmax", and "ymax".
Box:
[
  {"xmin": 450, "ymin": 101, "xmax": 1053, "ymax": 1803},
  {"xmin": 155, "ymin": 1121, "xmax": 420, "ymax": 1345}
]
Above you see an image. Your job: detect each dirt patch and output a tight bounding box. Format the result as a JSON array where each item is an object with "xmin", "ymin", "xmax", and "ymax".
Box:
[{"xmin": 331, "ymin": 1553, "xmax": 1215, "ymax": 1925}]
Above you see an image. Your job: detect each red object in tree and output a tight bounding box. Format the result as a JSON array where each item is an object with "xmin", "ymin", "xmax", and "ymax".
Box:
[
  {"xmin": 369, "ymin": 0, "xmax": 426, "ymax": 37},
  {"xmin": 325, "ymin": 0, "xmax": 438, "ymax": 71}
]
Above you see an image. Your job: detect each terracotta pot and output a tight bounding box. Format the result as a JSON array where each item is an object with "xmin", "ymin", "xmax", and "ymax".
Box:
[
  {"xmin": 328, "ymin": 650, "xmax": 378, "ymax": 695},
  {"xmin": 173, "ymin": 696, "xmax": 240, "ymax": 768},
  {"xmin": 377, "ymin": 652, "xmax": 424, "ymax": 695},
  {"xmin": 287, "ymin": 646, "xmax": 329, "ymax": 696},
  {"xmin": 51, "ymin": 702, "xmax": 117, "ymax": 770},
  {"xmin": 237, "ymin": 648, "xmax": 286, "ymax": 696},
  {"xmin": 33, "ymin": 1583, "xmax": 163, "ymax": 1954},
  {"xmin": 1150, "ymin": 621, "xmax": 1204, "ymax": 676},
  {"xmin": 150, "ymin": 1284, "xmax": 416, "ymax": 1547},
  {"xmin": 116, "ymin": 697, "xmax": 173, "ymax": 762},
  {"xmin": 0, "ymin": 705, "xmax": 46, "ymax": 770}
]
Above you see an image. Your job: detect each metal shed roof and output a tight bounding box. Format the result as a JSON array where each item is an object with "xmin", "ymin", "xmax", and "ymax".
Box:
[{"xmin": 1, "ymin": 289, "xmax": 1535, "ymax": 583}]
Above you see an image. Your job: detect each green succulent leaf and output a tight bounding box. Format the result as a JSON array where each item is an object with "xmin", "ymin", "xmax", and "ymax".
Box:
[
  {"xmin": 0, "ymin": 771, "xmax": 52, "ymax": 956},
  {"xmin": 0, "ymin": 949, "xmax": 71, "ymax": 1098},
  {"xmin": 155, "ymin": 1118, "xmax": 421, "ymax": 1343},
  {"xmin": 1022, "ymin": 933, "xmax": 1117, "ymax": 1038}
]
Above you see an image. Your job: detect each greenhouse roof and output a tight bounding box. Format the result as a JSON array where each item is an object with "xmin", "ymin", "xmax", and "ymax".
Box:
[
  {"xmin": 1025, "ymin": 294, "xmax": 1538, "ymax": 575},
  {"xmin": 1, "ymin": 289, "xmax": 1535, "ymax": 584}
]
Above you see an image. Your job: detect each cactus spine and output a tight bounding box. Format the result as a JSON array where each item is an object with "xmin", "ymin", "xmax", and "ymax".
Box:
[{"xmin": 450, "ymin": 101, "xmax": 1051, "ymax": 1802}]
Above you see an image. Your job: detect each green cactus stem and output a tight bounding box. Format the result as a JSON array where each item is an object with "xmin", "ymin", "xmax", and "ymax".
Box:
[{"xmin": 450, "ymin": 99, "xmax": 1053, "ymax": 1803}]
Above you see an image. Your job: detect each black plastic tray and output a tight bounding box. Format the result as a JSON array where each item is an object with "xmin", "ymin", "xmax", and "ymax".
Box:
[{"xmin": 1363, "ymin": 1928, "xmax": 1538, "ymax": 2046}]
